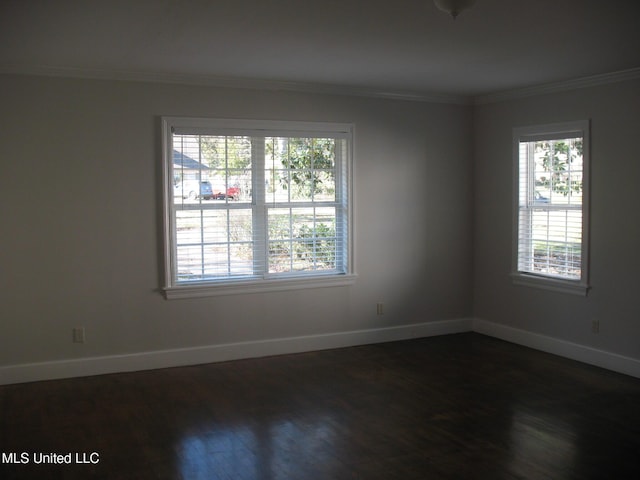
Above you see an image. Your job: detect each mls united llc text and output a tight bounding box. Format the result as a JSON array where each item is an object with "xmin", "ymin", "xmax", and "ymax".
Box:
[{"xmin": 2, "ymin": 451, "xmax": 100, "ymax": 465}]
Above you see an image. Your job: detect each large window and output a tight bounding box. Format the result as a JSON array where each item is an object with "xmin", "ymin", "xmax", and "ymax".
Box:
[
  {"xmin": 161, "ymin": 117, "xmax": 354, "ymax": 299},
  {"xmin": 512, "ymin": 120, "xmax": 590, "ymax": 295}
]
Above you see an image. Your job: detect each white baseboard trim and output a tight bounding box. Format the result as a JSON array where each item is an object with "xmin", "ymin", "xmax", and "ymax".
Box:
[
  {"xmin": 0, "ymin": 318, "xmax": 473, "ymax": 385},
  {"xmin": 473, "ymin": 318, "xmax": 640, "ymax": 379},
  {"xmin": 4, "ymin": 318, "xmax": 638, "ymax": 385}
]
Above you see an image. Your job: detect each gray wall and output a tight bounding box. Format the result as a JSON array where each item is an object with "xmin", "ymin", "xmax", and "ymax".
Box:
[
  {"xmin": 473, "ymin": 79, "xmax": 640, "ymax": 359},
  {"xmin": 0, "ymin": 74, "xmax": 473, "ymax": 367},
  {"xmin": 5, "ymin": 72, "xmax": 636, "ymax": 374}
]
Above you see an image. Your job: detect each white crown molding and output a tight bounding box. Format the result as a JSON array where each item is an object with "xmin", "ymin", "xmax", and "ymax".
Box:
[
  {"xmin": 474, "ymin": 67, "xmax": 640, "ymax": 105},
  {"xmin": 3, "ymin": 63, "xmax": 638, "ymax": 106},
  {"xmin": 0, "ymin": 63, "xmax": 471, "ymax": 105}
]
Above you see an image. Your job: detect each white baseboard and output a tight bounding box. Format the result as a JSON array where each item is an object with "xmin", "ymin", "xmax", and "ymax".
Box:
[
  {"xmin": 473, "ymin": 318, "xmax": 640, "ymax": 379},
  {"xmin": 3, "ymin": 318, "xmax": 638, "ymax": 385},
  {"xmin": 0, "ymin": 318, "xmax": 473, "ymax": 385}
]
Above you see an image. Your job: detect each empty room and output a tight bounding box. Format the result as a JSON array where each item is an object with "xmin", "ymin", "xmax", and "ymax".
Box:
[{"xmin": 1, "ymin": 1, "xmax": 640, "ymax": 478}]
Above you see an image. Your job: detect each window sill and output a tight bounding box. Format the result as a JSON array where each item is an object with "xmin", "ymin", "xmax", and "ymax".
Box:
[
  {"xmin": 163, "ymin": 273, "xmax": 357, "ymax": 300},
  {"xmin": 511, "ymin": 273, "xmax": 589, "ymax": 296}
]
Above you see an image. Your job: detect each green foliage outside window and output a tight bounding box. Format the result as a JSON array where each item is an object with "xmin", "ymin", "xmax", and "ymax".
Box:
[
  {"xmin": 535, "ymin": 140, "xmax": 583, "ymax": 196},
  {"xmin": 268, "ymin": 137, "xmax": 336, "ymax": 198}
]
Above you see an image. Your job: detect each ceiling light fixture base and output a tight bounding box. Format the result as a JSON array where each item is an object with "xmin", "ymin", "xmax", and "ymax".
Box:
[{"xmin": 433, "ymin": 0, "xmax": 476, "ymax": 19}]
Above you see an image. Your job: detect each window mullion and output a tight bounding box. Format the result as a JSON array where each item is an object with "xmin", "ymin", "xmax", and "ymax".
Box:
[
  {"xmin": 334, "ymin": 139, "xmax": 345, "ymax": 271},
  {"xmin": 200, "ymin": 209, "xmax": 205, "ymax": 279},
  {"xmin": 252, "ymin": 137, "xmax": 267, "ymax": 277}
]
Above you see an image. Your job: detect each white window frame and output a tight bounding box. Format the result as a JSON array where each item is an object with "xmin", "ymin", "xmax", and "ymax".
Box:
[
  {"xmin": 161, "ymin": 117, "xmax": 356, "ymax": 299},
  {"xmin": 512, "ymin": 120, "xmax": 590, "ymax": 296}
]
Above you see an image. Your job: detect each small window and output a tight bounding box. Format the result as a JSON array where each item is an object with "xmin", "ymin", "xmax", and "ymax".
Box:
[
  {"xmin": 512, "ymin": 121, "xmax": 590, "ymax": 295},
  {"xmin": 161, "ymin": 117, "xmax": 355, "ymax": 299}
]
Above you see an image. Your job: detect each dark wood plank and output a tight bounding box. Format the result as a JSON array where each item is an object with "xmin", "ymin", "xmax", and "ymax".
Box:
[{"xmin": 2, "ymin": 333, "xmax": 640, "ymax": 479}]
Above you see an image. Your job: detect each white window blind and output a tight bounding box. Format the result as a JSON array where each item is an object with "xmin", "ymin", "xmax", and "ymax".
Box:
[
  {"xmin": 161, "ymin": 117, "xmax": 354, "ymax": 298},
  {"xmin": 513, "ymin": 121, "xmax": 590, "ymax": 295}
]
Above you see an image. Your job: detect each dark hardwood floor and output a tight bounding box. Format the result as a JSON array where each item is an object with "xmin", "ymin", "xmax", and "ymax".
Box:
[{"xmin": 2, "ymin": 333, "xmax": 640, "ymax": 479}]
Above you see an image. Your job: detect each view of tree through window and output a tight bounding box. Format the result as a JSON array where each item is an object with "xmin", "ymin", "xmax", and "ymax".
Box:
[
  {"xmin": 514, "ymin": 121, "xmax": 589, "ymax": 293},
  {"xmin": 527, "ymin": 138, "xmax": 584, "ymax": 278},
  {"xmin": 165, "ymin": 119, "xmax": 351, "ymax": 291}
]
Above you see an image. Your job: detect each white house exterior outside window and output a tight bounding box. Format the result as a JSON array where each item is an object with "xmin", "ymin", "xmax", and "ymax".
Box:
[
  {"xmin": 161, "ymin": 117, "xmax": 355, "ymax": 299},
  {"xmin": 512, "ymin": 120, "xmax": 590, "ymax": 295}
]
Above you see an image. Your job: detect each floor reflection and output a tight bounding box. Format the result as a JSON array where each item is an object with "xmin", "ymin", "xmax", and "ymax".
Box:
[
  {"xmin": 509, "ymin": 409, "xmax": 576, "ymax": 477},
  {"xmin": 177, "ymin": 415, "xmax": 340, "ymax": 479},
  {"xmin": 178, "ymin": 424, "xmax": 258, "ymax": 479}
]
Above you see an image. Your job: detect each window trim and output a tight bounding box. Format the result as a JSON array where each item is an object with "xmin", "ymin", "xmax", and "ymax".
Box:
[
  {"xmin": 511, "ymin": 120, "xmax": 590, "ymax": 296},
  {"xmin": 160, "ymin": 117, "xmax": 356, "ymax": 299}
]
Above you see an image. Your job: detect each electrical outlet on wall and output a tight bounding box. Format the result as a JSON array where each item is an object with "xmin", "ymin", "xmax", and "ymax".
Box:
[
  {"xmin": 377, "ymin": 303, "xmax": 384, "ymax": 315},
  {"xmin": 591, "ymin": 319, "xmax": 600, "ymax": 334},
  {"xmin": 73, "ymin": 327, "xmax": 85, "ymax": 343}
]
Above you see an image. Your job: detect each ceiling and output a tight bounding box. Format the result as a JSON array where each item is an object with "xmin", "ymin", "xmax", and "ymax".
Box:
[{"xmin": 1, "ymin": 0, "xmax": 639, "ymax": 101}]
